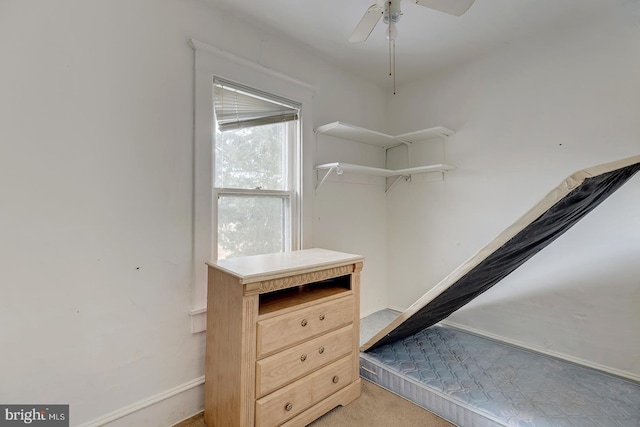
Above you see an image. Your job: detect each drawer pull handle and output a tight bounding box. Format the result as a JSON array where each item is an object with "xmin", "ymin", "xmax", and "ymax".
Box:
[
  {"xmin": 319, "ymin": 314, "xmax": 326, "ymax": 321},
  {"xmin": 318, "ymin": 346, "xmax": 325, "ymax": 354},
  {"xmin": 332, "ymin": 375, "xmax": 340, "ymax": 384},
  {"xmin": 301, "ymin": 319, "xmax": 308, "ymax": 327},
  {"xmin": 300, "ymin": 354, "xmax": 307, "ymax": 362},
  {"xmin": 285, "ymin": 402, "xmax": 293, "ymax": 412}
]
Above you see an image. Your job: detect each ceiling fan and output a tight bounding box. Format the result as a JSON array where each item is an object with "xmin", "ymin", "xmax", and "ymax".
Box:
[
  {"xmin": 350, "ymin": 0, "xmax": 476, "ymax": 42},
  {"xmin": 349, "ymin": 0, "xmax": 476, "ymax": 93}
]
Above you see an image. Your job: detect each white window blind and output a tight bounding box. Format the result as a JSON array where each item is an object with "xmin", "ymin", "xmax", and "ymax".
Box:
[{"xmin": 213, "ymin": 78, "xmax": 300, "ymax": 132}]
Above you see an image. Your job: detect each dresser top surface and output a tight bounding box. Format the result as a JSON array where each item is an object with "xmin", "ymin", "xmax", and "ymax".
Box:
[{"xmin": 206, "ymin": 248, "xmax": 363, "ymax": 283}]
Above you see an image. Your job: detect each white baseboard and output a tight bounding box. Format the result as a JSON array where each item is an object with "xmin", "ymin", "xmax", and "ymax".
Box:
[
  {"xmin": 440, "ymin": 320, "xmax": 640, "ymax": 383},
  {"xmin": 360, "ymin": 305, "xmax": 396, "ymax": 319},
  {"xmin": 384, "ymin": 305, "xmax": 405, "ymax": 313},
  {"xmin": 78, "ymin": 376, "xmax": 205, "ymax": 427}
]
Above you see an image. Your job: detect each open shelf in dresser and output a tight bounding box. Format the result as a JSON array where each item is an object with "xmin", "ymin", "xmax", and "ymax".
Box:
[{"xmin": 259, "ymin": 275, "xmax": 352, "ymax": 318}]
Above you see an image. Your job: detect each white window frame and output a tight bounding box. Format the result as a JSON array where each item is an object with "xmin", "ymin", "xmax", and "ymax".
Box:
[{"xmin": 189, "ymin": 39, "xmax": 315, "ymax": 332}]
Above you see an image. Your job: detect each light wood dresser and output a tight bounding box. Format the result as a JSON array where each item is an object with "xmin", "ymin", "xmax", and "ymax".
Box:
[{"xmin": 204, "ymin": 248, "xmax": 363, "ymax": 427}]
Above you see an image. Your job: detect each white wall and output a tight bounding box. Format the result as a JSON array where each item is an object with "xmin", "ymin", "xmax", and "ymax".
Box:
[
  {"xmin": 386, "ymin": 3, "xmax": 640, "ymax": 379},
  {"xmin": 314, "ymin": 137, "xmax": 389, "ymax": 316},
  {"xmin": 0, "ymin": 0, "xmax": 386, "ymax": 424}
]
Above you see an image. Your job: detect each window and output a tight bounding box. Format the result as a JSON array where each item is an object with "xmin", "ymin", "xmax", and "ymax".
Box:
[
  {"xmin": 190, "ymin": 39, "xmax": 315, "ymax": 325},
  {"xmin": 213, "ymin": 79, "xmax": 300, "ymax": 259}
]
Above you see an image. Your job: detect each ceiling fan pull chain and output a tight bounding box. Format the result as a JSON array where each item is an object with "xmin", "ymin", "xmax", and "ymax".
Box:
[
  {"xmin": 389, "ymin": 37, "xmax": 392, "ymax": 77},
  {"xmin": 388, "ymin": 35, "xmax": 396, "ymax": 95},
  {"xmin": 393, "ymin": 39, "xmax": 396, "ymax": 95}
]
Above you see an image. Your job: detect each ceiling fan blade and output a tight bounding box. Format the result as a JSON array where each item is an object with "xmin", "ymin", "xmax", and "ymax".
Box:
[
  {"xmin": 413, "ymin": 0, "xmax": 475, "ymax": 16},
  {"xmin": 349, "ymin": 4, "xmax": 383, "ymax": 43}
]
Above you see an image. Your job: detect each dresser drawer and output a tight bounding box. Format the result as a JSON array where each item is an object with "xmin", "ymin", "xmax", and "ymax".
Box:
[
  {"xmin": 256, "ymin": 296, "xmax": 353, "ymax": 358},
  {"xmin": 256, "ymin": 325, "xmax": 353, "ymax": 398},
  {"xmin": 255, "ymin": 356, "xmax": 354, "ymax": 427}
]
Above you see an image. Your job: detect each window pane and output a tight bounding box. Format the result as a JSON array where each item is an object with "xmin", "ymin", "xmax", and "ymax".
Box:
[
  {"xmin": 215, "ymin": 123, "xmax": 288, "ymax": 190},
  {"xmin": 217, "ymin": 195, "xmax": 286, "ymax": 259}
]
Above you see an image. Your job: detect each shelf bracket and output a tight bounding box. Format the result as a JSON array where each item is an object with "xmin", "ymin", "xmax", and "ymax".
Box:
[
  {"xmin": 385, "ymin": 175, "xmax": 410, "ymax": 194},
  {"xmin": 316, "ymin": 166, "xmax": 337, "ymax": 192}
]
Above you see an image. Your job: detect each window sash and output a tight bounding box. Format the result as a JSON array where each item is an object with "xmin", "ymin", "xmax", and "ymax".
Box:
[
  {"xmin": 214, "ymin": 120, "xmax": 295, "ymax": 191},
  {"xmin": 215, "ymin": 188, "xmax": 294, "ymax": 197},
  {"xmin": 215, "ymin": 190, "xmax": 292, "ymax": 259}
]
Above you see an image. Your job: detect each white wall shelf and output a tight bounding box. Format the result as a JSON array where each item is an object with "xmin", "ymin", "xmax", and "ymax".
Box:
[
  {"xmin": 314, "ymin": 121, "xmax": 456, "ymax": 193},
  {"xmin": 314, "ymin": 121, "xmax": 454, "ymax": 148},
  {"xmin": 315, "ymin": 162, "xmax": 456, "ymax": 193}
]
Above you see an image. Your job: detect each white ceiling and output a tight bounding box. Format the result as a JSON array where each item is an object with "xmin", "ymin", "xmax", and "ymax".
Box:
[{"xmin": 204, "ymin": 0, "xmax": 631, "ymax": 88}]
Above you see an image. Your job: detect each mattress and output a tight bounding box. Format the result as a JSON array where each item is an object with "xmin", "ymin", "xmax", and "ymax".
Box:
[
  {"xmin": 359, "ymin": 313, "xmax": 640, "ymax": 427},
  {"xmin": 362, "ymin": 155, "xmax": 640, "ymax": 351}
]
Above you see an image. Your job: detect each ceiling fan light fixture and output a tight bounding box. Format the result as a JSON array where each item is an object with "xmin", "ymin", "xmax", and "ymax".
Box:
[{"xmin": 382, "ymin": 1, "xmax": 402, "ymax": 24}]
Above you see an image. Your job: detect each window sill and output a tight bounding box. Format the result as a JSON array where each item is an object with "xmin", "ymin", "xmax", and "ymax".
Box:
[{"xmin": 189, "ymin": 307, "xmax": 207, "ymax": 334}]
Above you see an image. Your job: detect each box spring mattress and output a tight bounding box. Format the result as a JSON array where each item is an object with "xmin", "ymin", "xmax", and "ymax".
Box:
[{"xmin": 360, "ymin": 316, "xmax": 640, "ymax": 427}]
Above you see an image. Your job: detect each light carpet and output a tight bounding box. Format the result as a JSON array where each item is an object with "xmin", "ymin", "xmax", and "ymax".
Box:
[{"xmin": 175, "ymin": 380, "xmax": 454, "ymax": 426}]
